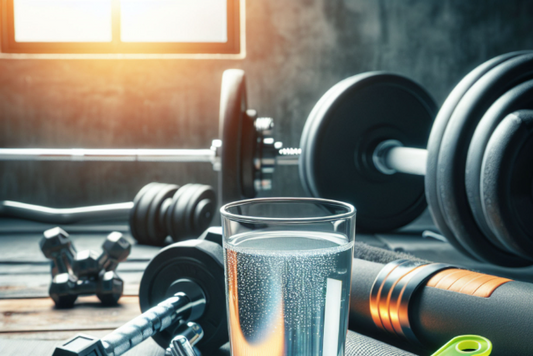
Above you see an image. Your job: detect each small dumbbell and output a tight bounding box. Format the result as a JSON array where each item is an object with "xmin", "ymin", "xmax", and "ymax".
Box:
[
  {"xmin": 43, "ymin": 229, "xmax": 130, "ymax": 308},
  {"xmin": 39, "ymin": 227, "xmax": 77, "ymax": 276},
  {"xmin": 72, "ymin": 232, "xmax": 131, "ymax": 277},
  {"xmin": 49, "ymin": 270, "xmax": 124, "ymax": 308}
]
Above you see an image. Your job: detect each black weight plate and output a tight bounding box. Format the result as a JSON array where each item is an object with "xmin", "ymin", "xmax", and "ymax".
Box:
[
  {"xmin": 139, "ymin": 240, "xmax": 227, "ymax": 355},
  {"xmin": 133, "ymin": 183, "xmax": 166, "ymax": 246},
  {"xmin": 425, "ymin": 51, "xmax": 531, "ymax": 260},
  {"xmin": 300, "ymin": 77, "xmax": 347, "ymax": 197},
  {"xmin": 183, "ymin": 185, "xmax": 217, "ymax": 236},
  {"xmin": 240, "ymin": 110, "xmax": 257, "ymax": 198},
  {"xmin": 466, "ymin": 79, "xmax": 533, "ymax": 253},
  {"xmin": 147, "ymin": 184, "xmax": 179, "ymax": 246},
  {"xmin": 481, "ymin": 110, "xmax": 533, "ymax": 259},
  {"xmin": 219, "ymin": 69, "xmax": 248, "ymax": 206},
  {"xmin": 299, "ymin": 72, "xmax": 436, "ymax": 231},
  {"xmin": 166, "ymin": 185, "xmax": 187, "ymax": 241},
  {"xmin": 129, "ymin": 182, "xmax": 161, "ymax": 245},
  {"xmin": 166, "ymin": 185, "xmax": 190, "ymax": 242},
  {"xmin": 436, "ymin": 53, "xmax": 533, "ymax": 266},
  {"xmin": 169, "ymin": 184, "xmax": 201, "ymax": 242}
]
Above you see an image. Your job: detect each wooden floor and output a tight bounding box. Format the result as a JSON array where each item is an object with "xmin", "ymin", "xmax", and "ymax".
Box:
[{"xmin": 2, "ymin": 216, "xmax": 533, "ymax": 355}]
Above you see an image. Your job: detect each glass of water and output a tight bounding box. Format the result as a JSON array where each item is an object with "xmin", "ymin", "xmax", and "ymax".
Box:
[{"xmin": 221, "ymin": 198, "xmax": 355, "ymax": 356}]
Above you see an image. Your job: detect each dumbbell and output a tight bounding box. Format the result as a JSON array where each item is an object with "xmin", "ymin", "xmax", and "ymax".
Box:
[
  {"xmin": 2, "ymin": 182, "xmax": 216, "ymax": 246},
  {"xmin": 73, "ymin": 231, "xmax": 131, "ymax": 277},
  {"xmin": 39, "ymin": 226, "xmax": 77, "ymax": 276},
  {"xmin": 50, "ymin": 270, "xmax": 124, "ymax": 308},
  {"xmin": 42, "ymin": 228, "xmax": 132, "ymax": 307}
]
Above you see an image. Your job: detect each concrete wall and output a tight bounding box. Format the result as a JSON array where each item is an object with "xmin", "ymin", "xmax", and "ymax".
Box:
[{"xmin": 1, "ymin": 0, "xmax": 532, "ymax": 206}]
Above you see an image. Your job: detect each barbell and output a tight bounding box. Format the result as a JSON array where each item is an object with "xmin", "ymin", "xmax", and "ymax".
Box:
[
  {"xmin": 0, "ymin": 182, "xmax": 216, "ymax": 246},
  {"xmin": 2, "ymin": 52, "xmax": 533, "ymax": 266}
]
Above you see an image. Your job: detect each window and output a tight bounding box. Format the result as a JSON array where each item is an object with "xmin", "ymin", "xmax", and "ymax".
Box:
[{"xmin": 0, "ymin": 0, "xmax": 242, "ymax": 55}]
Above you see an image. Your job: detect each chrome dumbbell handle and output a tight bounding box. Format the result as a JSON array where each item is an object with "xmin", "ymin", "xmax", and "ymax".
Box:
[{"xmin": 101, "ymin": 292, "xmax": 202, "ymax": 356}]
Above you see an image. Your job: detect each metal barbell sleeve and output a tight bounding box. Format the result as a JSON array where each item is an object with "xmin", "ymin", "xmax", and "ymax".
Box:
[{"xmin": 373, "ymin": 139, "xmax": 428, "ymax": 176}]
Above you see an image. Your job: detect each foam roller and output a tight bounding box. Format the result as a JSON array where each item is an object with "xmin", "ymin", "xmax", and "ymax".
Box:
[{"xmin": 349, "ymin": 258, "xmax": 533, "ymax": 356}]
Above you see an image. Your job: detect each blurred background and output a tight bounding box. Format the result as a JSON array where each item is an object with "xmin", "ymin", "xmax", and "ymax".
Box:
[{"xmin": 1, "ymin": 0, "xmax": 532, "ymax": 207}]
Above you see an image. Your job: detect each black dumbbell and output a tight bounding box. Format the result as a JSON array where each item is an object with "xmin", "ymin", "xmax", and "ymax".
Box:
[
  {"xmin": 73, "ymin": 231, "xmax": 131, "ymax": 277},
  {"xmin": 43, "ymin": 229, "xmax": 131, "ymax": 308},
  {"xmin": 49, "ymin": 270, "xmax": 124, "ymax": 308},
  {"xmin": 39, "ymin": 227, "xmax": 77, "ymax": 276}
]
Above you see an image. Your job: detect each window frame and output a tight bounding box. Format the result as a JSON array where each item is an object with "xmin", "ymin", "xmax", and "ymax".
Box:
[{"xmin": 0, "ymin": 0, "xmax": 241, "ymax": 55}]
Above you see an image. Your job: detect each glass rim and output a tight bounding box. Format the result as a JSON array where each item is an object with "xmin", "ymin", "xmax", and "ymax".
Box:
[{"xmin": 220, "ymin": 197, "xmax": 356, "ymax": 224}]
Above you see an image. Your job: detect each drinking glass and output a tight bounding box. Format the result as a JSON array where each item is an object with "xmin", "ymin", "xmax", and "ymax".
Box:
[{"xmin": 220, "ymin": 198, "xmax": 356, "ymax": 356}]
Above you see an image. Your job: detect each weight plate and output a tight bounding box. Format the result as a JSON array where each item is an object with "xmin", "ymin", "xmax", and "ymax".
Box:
[
  {"xmin": 183, "ymin": 185, "xmax": 217, "ymax": 237},
  {"xmin": 169, "ymin": 184, "xmax": 201, "ymax": 242},
  {"xmin": 133, "ymin": 183, "xmax": 166, "ymax": 246},
  {"xmin": 147, "ymin": 184, "xmax": 179, "ymax": 246},
  {"xmin": 139, "ymin": 240, "xmax": 227, "ymax": 355},
  {"xmin": 466, "ymin": 79, "xmax": 533, "ymax": 253},
  {"xmin": 167, "ymin": 185, "xmax": 191, "ymax": 242},
  {"xmin": 166, "ymin": 185, "xmax": 187, "ymax": 241},
  {"xmin": 481, "ymin": 110, "xmax": 533, "ymax": 259},
  {"xmin": 129, "ymin": 182, "xmax": 161, "ymax": 245},
  {"xmin": 425, "ymin": 51, "xmax": 531, "ymax": 260},
  {"xmin": 240, "ymin": 110, "xmax": 257, "ymax": 199},
  {"xmin": 299, "ymin": 72, "xmax": 436, "ymax": 231},
  {"xmin": 219, "ymin": 69, "xmax": 248, "ymax": 205},
  {"xmin": 436, "ymin": 53, "xmax": 533, "ymax": 266}
]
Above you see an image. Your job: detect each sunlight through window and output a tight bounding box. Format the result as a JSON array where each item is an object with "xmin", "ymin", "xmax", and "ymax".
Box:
[
  {"xmin": 120, "ymin": 0, "xmax": 227, "ymax": 43},
  {"xmin": 14, "ymin": 0, "xmax": 112, "ymax": 42}
]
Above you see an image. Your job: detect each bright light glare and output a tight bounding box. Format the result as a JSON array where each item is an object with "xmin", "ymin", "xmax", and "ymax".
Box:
[
  {"xmin": 14, "ymin": 0, "xmax": 112, "ymax": 42},
  {"xmin": 120, "ymin": 0, "xmax": 227, "ymax": 43}
]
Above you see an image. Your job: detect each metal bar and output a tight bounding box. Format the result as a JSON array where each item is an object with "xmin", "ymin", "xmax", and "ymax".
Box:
[
  {"xmin": 385, "ymin": 146, "xmax": 427, "ymax": 176},
  {"xmin": 373, "ymin": 140, "xmax": 427, "ymax": 176},
  {"xmin": 0, "ymin": 148, "xmax": 215, "ymax": 162},
  {"xmin": 276, "ymin": 147, "xmax": 301, "ymax": 166},
  {"xmin": 0, "ymin": 200, "xmax": 134, "ymax": 224},
  {"xmin": 101, "ymin": 294, "xmax": 193, "ymax": 356}
]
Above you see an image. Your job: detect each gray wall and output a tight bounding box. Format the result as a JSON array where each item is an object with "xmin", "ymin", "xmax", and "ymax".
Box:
[{"xmin": 1, "ymin": 0, "xmax": 532, "ymax": 206}]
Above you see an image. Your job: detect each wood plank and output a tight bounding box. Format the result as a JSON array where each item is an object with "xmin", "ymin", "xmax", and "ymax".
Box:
[
  {"xmin": 0, "ymin": 272, "xmax": 142, "ymax": 299},
  {"xmin": 0, "ymin": 296, "xmax": 141, "ymax": 333}
]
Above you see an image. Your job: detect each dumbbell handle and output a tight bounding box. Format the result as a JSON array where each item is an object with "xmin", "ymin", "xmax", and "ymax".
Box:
[
  {"xmin": 0, "ymin": 200, "xmax": 133, "ymax": 224},
  {"xmin": 101, "ymin": 293, "xmax": 195, "ymax": 356},
  {"xmin": 373, "ymin": 139, "xmax": 428, "ymax": 176}
]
